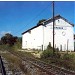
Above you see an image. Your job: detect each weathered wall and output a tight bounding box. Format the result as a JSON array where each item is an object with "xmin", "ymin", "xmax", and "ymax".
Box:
[
  {"xmin": 22, "ymin": 18, "xmax": 74, "ymax": 51},
  {"xmin": 22, "ymin": 25, "xmax": 43, "ymax": 50}
]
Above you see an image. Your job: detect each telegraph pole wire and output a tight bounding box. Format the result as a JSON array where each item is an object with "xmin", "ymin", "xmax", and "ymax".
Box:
[{"xmin": 15, "ymin": 2, "xmax": 52, "ymax": 35}]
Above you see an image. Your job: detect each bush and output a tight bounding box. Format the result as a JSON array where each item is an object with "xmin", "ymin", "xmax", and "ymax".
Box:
[
  {"xmin": 63, "ymin": 53, "xmax": 74, "ymax": 61},
  {"xmin": 47, "ymin": 42, "xmax": 52, "ymax": 50},
  {"xmin": 41, "ymin": 49, "xmax": 53, "ymax": 58},
  {"xmin": 41, "ymin": 42, "xmax": 61, "ymax": 58},
  {"xmin": 0, "ymin": 44, "xmax": 10, "ymax": 51}
]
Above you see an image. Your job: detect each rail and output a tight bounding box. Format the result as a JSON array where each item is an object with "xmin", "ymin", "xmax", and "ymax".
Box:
[
  {"xmin": 0, "ymin": 56, "xmax": 6, "ymax": 75},
  {"xmin": 9, "ymin": 51, "xmax": 75, "ymax": 75}
]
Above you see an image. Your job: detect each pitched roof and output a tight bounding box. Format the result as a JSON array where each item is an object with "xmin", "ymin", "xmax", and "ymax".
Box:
[{"xmin": 22, "ymin": 15, "xmax": 74, "ymax": 35}]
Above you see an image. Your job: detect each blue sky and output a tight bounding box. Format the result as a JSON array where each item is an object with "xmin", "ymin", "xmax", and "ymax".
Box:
[{"xmin": 0, "ymin": 1, "xmax": 75, "ymax": 37}]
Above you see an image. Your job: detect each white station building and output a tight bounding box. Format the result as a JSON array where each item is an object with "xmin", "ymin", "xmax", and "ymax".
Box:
[{"xmin": 22, "ymin": 15, "xmax": 74, "ymax": 51}]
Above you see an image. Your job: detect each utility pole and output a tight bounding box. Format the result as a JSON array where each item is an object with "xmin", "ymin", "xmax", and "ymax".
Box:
[
  {"xmin": 52, "ymin": 1, "xmax": 55, "ymax": 55},
  {"xmin": 67, "ymin": 39, "xmax": 69, "ymax": 54}
]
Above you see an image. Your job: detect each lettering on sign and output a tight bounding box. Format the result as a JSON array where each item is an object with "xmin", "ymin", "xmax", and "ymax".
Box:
[{"xmin": 50, "ymin": 26, "xmax": 66, "ymax": 30}]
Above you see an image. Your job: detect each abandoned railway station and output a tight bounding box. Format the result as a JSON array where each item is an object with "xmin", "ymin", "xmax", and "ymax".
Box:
[{"xmin": 22, "ymin": 15, "xmax": 74, "ymax": 51}]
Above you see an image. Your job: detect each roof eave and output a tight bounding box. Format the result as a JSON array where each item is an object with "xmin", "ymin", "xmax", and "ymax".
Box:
[{"xmin": 22, "ymin": 15, "xmax": 74, "ymax": 35}]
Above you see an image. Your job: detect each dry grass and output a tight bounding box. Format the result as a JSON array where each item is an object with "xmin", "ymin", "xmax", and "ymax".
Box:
[
  {"xmin": 0, "ymin": 51, "xmax": 27, "ymax": 74},
  {"xmin": 19, "ymin": 49, "xmax": 43, "ymax": 58}
]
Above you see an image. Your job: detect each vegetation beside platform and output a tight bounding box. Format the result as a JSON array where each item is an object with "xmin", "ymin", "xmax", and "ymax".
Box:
[
  {"xmin": 40, "ymin": 43, "xmax": 75, "ymax": 71},
  {"xmin": 0, "ymin": 33, "xmax": 75, "ymax": 72}
]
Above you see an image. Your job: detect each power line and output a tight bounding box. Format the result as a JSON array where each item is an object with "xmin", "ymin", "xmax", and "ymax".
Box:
[{"xmin": 15, "ymin": 2, "xmax": 52, "ymax": 35}]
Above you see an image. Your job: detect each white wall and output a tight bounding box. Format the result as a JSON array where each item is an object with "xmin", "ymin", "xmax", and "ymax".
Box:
[
  {"xmin": 22, "ymin": 25, "xmax": 43, "ymax": 50},
  {"xmin": 43, "ymin": 18, "xmax": 74, "ymax": 51},
  {"xmin": 22, "ymin": 18, "xmax": 74, "ymax": 51}
]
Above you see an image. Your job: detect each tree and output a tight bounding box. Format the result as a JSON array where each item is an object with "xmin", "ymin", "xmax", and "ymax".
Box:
[
  {"xmin": 1, "ymin": 33, "xmax": 18, "ymax": 46},
  {"xmin": 1, "ymin": 36, "xmax": 7, "ymax": 44},
  {"xmin": 37, "ymin": 19, "xmax": 46, "ymax": 26},
  {"xmin": 0, "ymin": 40, "xmax": 2, "ymax": 45},
  {"xmin": 14, "ymin": 37, "xmax": 22, "ymax": 49}
]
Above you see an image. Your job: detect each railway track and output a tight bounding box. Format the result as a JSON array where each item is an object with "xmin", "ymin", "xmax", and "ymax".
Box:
[
  {"xmin": 0, "ymin": 56, "xmax": 6, "ymax": 75},
  {"xmin": 8, "ymin": 51, "xmax": 75, "ymax": 75}
]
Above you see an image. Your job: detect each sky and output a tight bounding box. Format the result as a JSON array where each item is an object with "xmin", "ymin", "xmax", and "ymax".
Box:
[{"xmin": 0, "ymin": 1, "xmax": 75, "ymax": 37}]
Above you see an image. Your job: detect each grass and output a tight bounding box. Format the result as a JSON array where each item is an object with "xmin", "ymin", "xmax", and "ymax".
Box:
[
  {"xmin": 11, "ymin": 49, "xmax": 35, "ymax": 59},
  {"xmin": 17, "ymin": 49, "xmax": 75, "ymax": 71},
  {"xmin": 11, "ymin": 48, "xmax": 75, "ymax": 71},
  {"xmin": 0, "ymin": 51, "xmax": 27, "ymax": 75},
  {"xmin": 40, "ymin": 51, "xmax": 75, "ymax": 71},
  {"xmin": 0, "ymin": 44, "xmax": 75, "ymax": 72}
]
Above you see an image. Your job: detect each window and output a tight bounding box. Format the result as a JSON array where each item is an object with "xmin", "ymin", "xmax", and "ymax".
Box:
[
  {"xmin": 58, "ymin": 20, "xmax": 60, "ymax": 23},
  {"xmin": 28, "ymin": 30, "xmax": 31, "ymax": 34}
]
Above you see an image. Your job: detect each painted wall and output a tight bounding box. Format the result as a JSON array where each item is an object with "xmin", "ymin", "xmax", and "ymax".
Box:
[
  {"xmin": 43, "ymin": 18, "xmax": 74, "ymax": 51},
  {"xmin": 22, "ymin": 18, "xmax": 74, "ymax": 51},
  {"xmin": 22, "ymin": 25, "xmax": 43, "ymax": 50}
]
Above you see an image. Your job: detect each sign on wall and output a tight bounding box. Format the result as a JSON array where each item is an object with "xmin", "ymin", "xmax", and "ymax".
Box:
[{"xmin": 49, "ymin": 26, "xmax": 67, "ymax": 30}]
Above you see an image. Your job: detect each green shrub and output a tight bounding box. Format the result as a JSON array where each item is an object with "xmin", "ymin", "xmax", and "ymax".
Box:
[
  {"xmin": 63, "ymin": 53, "xmax": 74, "ymax": 61},
  {"xmin": 41, "ymin": 49, "xmax": 53, "ymax": 58},
  {"xmin": 41, "ymin": 42, "xmax": 61, "ymax": 58},
  {"xmin": 41, "ymin": 42, "xmax": 54, "ymax": 58},
  {"xmin": 0, "ymin": 44, "xmax": 10, "ymax": 51},
  {"xmin": 47, "ymin": 42, "xmax": 52, "ymax": 50},
  {"xmin": 54, "ymin": 53, "xmax": 61, "ymax": 58}
]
